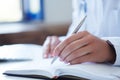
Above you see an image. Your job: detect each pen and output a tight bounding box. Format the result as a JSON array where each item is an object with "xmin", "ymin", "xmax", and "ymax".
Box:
[{"xmin": 51, "ymin": 15, "xmax": 87, "ymax": 64}]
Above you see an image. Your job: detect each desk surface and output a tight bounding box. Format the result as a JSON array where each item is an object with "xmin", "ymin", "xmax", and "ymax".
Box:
[{"xmin": 0, "ymin": 44, "xmax": 51, "ymax": 80}]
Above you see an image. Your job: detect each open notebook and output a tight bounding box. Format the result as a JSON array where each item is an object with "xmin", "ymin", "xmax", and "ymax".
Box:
[{"xmin": 3, "ymin": 58, "xmax": 120, "ymax": 80}]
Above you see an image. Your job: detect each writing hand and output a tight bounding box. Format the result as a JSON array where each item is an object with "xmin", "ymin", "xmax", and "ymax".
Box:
[{"xmin": 53, "ymin": 31, "xmax": 116, "ymax": 64}]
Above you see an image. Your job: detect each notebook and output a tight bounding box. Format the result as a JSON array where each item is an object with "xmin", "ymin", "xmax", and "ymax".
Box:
[{"xmin": 3, "ymin": 59, "xmax": 120, "ymax": 80}]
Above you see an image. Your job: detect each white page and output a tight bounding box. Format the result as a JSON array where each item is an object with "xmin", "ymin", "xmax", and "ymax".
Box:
[
  {"xmin": 54, "ymin": 62, "xmax": 120, "ymax": 80},
  {"xmin": 111, "ymin": 70, "xmax": 120, "ymax": 79}
]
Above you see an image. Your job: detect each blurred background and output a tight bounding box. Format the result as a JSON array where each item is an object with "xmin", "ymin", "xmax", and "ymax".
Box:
[{"xmin": 0, "ymin": 0, "xmax": 72, "ymax": 45}]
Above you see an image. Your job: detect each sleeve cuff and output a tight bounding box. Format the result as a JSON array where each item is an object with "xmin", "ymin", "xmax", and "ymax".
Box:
[{"xmin": 102, "ymin": 37, "xmax": 120, "ymax": 65}]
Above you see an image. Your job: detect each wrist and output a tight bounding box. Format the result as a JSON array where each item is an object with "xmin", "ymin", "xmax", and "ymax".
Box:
[{"xmin": 106, "ymin": 40, "xmax": 116, "ymax": 64}]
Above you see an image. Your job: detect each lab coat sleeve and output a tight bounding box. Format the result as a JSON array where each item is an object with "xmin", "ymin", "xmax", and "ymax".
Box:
[{"xmin": 102, "ymin": 37, "xmax": 120, "ymax": 65}]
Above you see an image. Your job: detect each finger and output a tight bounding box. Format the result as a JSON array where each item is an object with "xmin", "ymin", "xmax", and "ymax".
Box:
[
  {"xmin": 64, "ymin": 44, "xmax": 92, "ymax": 63},
  {"xmin": 53, "ymin": 31, "xmax": 89, "ymax": 56},
  {"xmin": 43, "ymin": 36, "xmax": 51, "ymax": 58},
  {"xmin": 69, "ymin": 53, "xmax": 95, "ymax": 65},
  {"xmin": 50, "ymin": 36, "xmax": 60, "ymax": 54},
  {"xmin": 60, "ymin": 35, "xmax": 90, "ymax": 61}
]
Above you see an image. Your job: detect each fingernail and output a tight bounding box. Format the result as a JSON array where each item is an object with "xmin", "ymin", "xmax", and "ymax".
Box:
[
  {"xmin": 64, "ymin": 61, "xmax": 68, "ymax": 64},
  {"xmin": 59, "ymin": 58, "xmax": 63, "ymax": 61},
  {"xmin": 64, "ymin": 60, "xmax": 69, "ymax": 64},
  {"xmin": 52, "ymin": 52, "xmax": 58, "ymax": 56},
  {"xmin": 48, "ymin": 55, "xmax": 53, "ymax": 58},
  {"xmin": 51, "ymin": 53, "xmax": 55, "ymax": 57},
  {"xmin": 51, "ymin": 55, "xmax": 54, "ymax": 57}
]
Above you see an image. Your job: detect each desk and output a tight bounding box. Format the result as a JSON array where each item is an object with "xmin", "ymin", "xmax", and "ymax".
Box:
[
  {"xmin": 0, "ymin": 44, "xmax": 51, "ymax": 80},
  {"xmin": 0, "ymin": 23, "xmax": 70, "ymax": 45}
]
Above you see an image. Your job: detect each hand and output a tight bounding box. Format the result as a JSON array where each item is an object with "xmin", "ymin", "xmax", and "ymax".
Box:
[
  {"xmin": 53, "ymin": 31, "xmax": 116, "ymax": 64},
  {"xmin": 43, "ymin": 36, "xmax": 61, "ymax": 58}
]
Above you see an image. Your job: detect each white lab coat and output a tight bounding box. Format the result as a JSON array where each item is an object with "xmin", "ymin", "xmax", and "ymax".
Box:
[{"xmin": 68, "ymin": 0, "xmax": 120, "ymax": 65}]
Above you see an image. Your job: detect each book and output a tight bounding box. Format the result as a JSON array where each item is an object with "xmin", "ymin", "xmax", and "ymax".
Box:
[{"xmin": 3, "ymin": 60, "xmax": 120, "ymax": 80}]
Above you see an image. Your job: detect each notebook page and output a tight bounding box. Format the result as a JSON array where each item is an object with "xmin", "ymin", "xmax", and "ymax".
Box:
[
  {"xmin": 111, "ymin": 70, "xmax": 120, "ymax": 79},
  {"xmin": 54, "ymin": 62, "xmax": 120, "ymax": 80},
  {"xmin": 38, "ymin": 57, "xmax": 67, "ymax": 76}
]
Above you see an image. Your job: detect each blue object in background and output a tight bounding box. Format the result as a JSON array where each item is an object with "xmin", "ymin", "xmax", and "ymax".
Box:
[{"xmin": 22, "ymin": 0, "xmax": 44, "ymax": 22}]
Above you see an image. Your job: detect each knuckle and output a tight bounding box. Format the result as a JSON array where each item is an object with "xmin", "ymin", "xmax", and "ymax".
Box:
[
  {"xmin": 64, "ymin": 38, "xmax": 71, "ymax": 45},
  {"xmin": 66, "ymin": 45, "xmax": 74, "ymax": 52},
  {"xmin": 54, "ymin": 47, "xmax": 61, "ymax": 54},
  {"xmin": 52, "ymin": 36, "xmax": 57, "ymax": 40},
  {"xmin": 81, "ymin": 31, "xmax": 89, "ymax": 34},
  {"xmin": 87, "ymin": 34, "xmax": 96, "ymax": 43},
  {"xmin": 83, "ymin": 31, "xmax": 89, "ymax": 36},
  {"xmin": 77, "ymin": 31, "xmax": 89, "ymax": 37}
]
